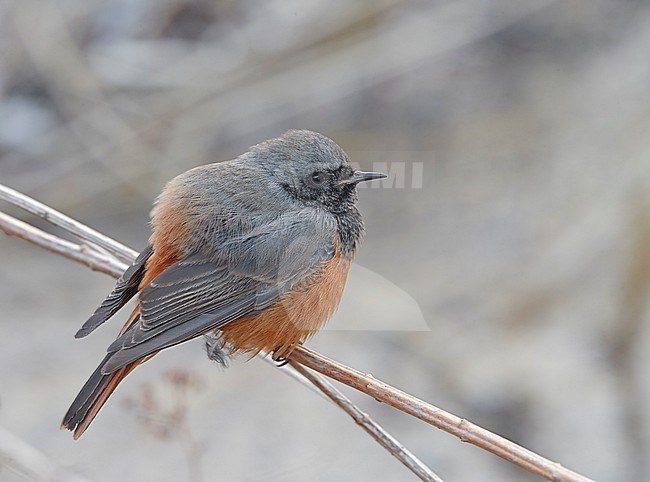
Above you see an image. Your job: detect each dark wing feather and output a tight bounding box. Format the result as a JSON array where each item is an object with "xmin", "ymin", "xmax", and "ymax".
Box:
[
  {"xmin": 102, "ymin": 299, "xmax": 259, "ymax": 374},
  {"xmin": 100, "ymin": 209, "xmax": 336, "ymax": 374},
  {"xmin": 75, "ymin": 246, "xmax": 153, "ymax": 338},
  {"xmin": 105, "ymin": 258, "xmax": 260, "ymax": 353}
]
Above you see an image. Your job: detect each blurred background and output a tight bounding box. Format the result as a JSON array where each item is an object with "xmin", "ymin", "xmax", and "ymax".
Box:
[{"xmin": 1, "ymin": 0, "xmax": 649, "ymax": 481}]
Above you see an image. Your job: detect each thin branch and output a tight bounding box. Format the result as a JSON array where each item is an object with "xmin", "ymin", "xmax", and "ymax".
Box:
[
  {"xmin": 0, "ymin": 211, "xmax": 126, "ymax": 277},
  {"xmin": 288, "ymin": 360, "xmax": 443, "ymax": 482},
  {"xmin": 0, "ymin": 184, "xmax": 137, "ymax": 263},
  {"xmin": 289, "ymin": 346, "xmax": 593, "ymax": 482},
  {"xmin": 0, "ymin": 183, "xmax": 596, "ymax": 482},
  {"xmin": 269, "ymin": 356, "xmax": 331, "ymax": 402}
]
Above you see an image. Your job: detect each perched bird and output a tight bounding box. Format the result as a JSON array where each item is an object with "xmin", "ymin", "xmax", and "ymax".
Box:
[{"xmin": 61, "ymin": 129, "xmax": 385, "ymax": 438}]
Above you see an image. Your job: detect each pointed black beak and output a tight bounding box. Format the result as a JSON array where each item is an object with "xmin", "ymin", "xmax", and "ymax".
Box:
[{"xmin": 339, "ymin": 170, "xmax": 387, "ymax": 185}]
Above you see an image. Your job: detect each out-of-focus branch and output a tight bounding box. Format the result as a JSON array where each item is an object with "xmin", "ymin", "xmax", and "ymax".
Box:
[
  {"xmin": 0, "ymin": 184, "xmax": 441, "ymax": 482},
  {"xmin": 0, "ymin": 426, "xmax": 90, "ymax": 482},
  {"xmin": 610, "ymin": 201, "xmax": 650, "ymax": 482},
  {"xmin": 0, "ymin": 184, "xmax": 596, "ymax": 482}
]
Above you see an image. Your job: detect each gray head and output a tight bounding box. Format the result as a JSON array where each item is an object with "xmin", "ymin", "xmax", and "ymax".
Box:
[{"xmin": 245, "ymin": 129, "xmax": 385, "ymax": 215}]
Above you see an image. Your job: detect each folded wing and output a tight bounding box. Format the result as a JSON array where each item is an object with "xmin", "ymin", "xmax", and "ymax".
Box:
[
  {"xmin": 100, "ymin": 208, "xmax": 337, "ymax": 374},
  {"xmin": 75, "ymin": 245, "xmax": 154, "ymax": 338}
]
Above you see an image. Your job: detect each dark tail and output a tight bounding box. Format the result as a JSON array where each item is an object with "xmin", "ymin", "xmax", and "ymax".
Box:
[{"xmin": 61, "ymin": 354, "xmax": 140, "ymax": 439}]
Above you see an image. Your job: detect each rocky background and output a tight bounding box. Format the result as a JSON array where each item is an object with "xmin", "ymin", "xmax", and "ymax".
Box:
[{"xmin": 1, "ymin": 1, "xmax": 649, "ymax": 481}]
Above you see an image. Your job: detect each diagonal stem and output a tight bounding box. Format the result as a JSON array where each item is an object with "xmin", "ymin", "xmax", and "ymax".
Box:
[
  {"xmin": 0, "ymin": 183, "xmax": 137, "ymax": 263},
  {"xmin": 287, "ymin": 360, "xmax": 444, "ymax": 482}
]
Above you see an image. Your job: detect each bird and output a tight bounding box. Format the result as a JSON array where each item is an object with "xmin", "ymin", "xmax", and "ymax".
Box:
[{"xmin": 61, "ymin": 129, "xmax": 386, "ymax": 438}]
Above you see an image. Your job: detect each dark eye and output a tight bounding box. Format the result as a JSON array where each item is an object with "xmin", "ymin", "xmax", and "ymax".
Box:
[{"xmin": 309, "ymin": 170, "xmax": 329, "ymax": 186}]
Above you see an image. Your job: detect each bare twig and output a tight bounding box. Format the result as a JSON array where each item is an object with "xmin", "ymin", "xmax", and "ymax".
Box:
[
  {"xmin": 0, "ymin": 183, "xmax": 596, "ymax": 482},
  {"xmin": 271, "ymin": 348, "xmax": 446, "ymax": 481},
  {"xmin": 287, "ymin": 360, "xmax": 443, "ymax": 482},
  {"xmin": 289, "ymin": 347, "xmax": 593, "ymax": 482},
  {"xmin": 0, "ymin": 184, "xmax": 137, "ymax": 263},
  {"xmin": 0, "ymin": 211, "xmax": 125, "ymax": 277}
]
